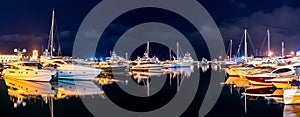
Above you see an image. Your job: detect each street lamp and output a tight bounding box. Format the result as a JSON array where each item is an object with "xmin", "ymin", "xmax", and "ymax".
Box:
[
  {"xmin": 14, "ymin": 48, "xmax": 18, "ymax": 53},
  {"xmin": 14, "ymin": 48, "xmax": 27, "ymax": 60}
]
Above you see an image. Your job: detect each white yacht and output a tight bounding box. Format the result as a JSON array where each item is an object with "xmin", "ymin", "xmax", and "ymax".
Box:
[
  {"xmin": 130, "ymin": 60, "xmax": 163, "ymax": 71},
  {"xmin": 201, "ymin": 58, "xmax": 208, "ymax": 65},
  {"xmin": 243, "ymin": 66, "xmax": 295, "ymax": 83},
  {"xmin": 4, "ymin": 61, "xmax": 57, "ymax": 82},
  {"xmin": 105, "ymin": 51, "xmax": 126, "ymax": 65},
  {"xmin": 130, "ymin": 41, "xmax": 163, "ymax": 71},
  {"xmin": 173, "ymin": 52, "xmax": 193, "ymax": 67},
  {"xmin": 43, "ymin": 59, "xmax": 101, "ymax": 80},
  {"xmin": 41, "ymin": 9, "xmax": 102, "ymax": 80},
  {"xmin": 162, "ymin": 42, "xmax": 194, "ymax": 68}
]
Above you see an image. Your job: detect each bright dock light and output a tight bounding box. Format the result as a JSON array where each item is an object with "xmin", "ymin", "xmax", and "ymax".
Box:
[
  {"xmin": 268, "ymin": 51, "xmax": 273, "ymax": 56},
  {"xmin": 291, "ymin": 51, "xmax": 295, "ymax": 55}
]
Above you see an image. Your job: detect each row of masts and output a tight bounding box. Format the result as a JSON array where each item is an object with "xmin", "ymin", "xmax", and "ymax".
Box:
[
  {"xmin": 228, "ymin": 29, "xmax": 286, "ymax": 60},
  {"xmin": 47, "ymin": 9, "xmax": 288, "ymax": 60},
  {"xmin": 146, "ymin": 41, "xmax": 183, "ymax": 60}
]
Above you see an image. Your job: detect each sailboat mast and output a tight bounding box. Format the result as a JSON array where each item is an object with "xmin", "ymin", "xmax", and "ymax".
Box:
[
  {"xmin": 49, "ymin": 9, "xmax": 55, "ymax": 57},
  {"xmin": 146, "ymin": 41, "xmax": 149, "ymax": 57},
  {"xmin": 230, "ymin": 39, "xmax": 232, "ymax": 61},
  {"xmin": 176, "ymin": 42, "xmax": 179, "ymax": 60},
  {"xmin": 244, "ymin": 29, "xmax": 247, "ymax": 58},
  {"xmin": 169, "ymin": 47, "xmax": 171, "ymax": 60},
  {"xmin": 282, "ymin": 41, "xmax": 285, "ymax": 57},
  {"xmin": 267, "ymin": 29, "xmax": 270, "ymax": 55}
]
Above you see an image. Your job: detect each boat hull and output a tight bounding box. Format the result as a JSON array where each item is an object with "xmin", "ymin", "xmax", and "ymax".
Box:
[
  {"xmin": 55, "ymin": 65, "xmax": 101, "ymax": 80},
  {"xmin": 4, "ymin": 69, "xmax": 57, "ymax": 82},
  {"xmin": 245, "ymin": 76, "xmax": 276, "ymax": 83},
  {"xmin": 130, "ymin": 65, "xmax": 163, "ymax": 71}
]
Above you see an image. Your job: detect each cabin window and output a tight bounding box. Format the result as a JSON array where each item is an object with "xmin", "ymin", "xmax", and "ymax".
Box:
[
  {"xmin": 246, "ymin": 64, "xmax": 255, "ymax": 68},
  {"xmin": 272, "ymin": 68, "xmax": 291, "ymax": 74},
  {"xmin": 53, "ymin": 61, "xmax": 65, "ymax": 65},
  {"xmin": 45, "ymin": 64, "xmax": 55, "ymax": 67},
  {"xmin": 130, "ymin": 63, "xmax": 138, "ymax": 66}
]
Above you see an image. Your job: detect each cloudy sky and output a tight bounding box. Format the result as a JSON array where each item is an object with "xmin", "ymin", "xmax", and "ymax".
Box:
[{"xmin": 0, "ymin": 0, "xmax": 299, "ymax": 58}]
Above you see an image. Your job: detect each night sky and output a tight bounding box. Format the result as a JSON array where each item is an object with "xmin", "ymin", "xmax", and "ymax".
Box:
[{"xmin": 0, "ymin": 0, "xmax": 300, "ymax": 59}]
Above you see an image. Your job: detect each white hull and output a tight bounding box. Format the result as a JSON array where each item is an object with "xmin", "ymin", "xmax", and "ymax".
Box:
[
  {"xmin": 174, "ymin": 62, "xmax": 193, "ymax": 67},
  {"xmin": 131, "ymin": 64, "xmax": 163, "ymax": 71},
  {"xmin": 55, "ymin": 65, "xmax": 101, "ymax": 80},
  {"xmin": 4, "ymin": 69, "xmax": 57, "ymax": 82}
]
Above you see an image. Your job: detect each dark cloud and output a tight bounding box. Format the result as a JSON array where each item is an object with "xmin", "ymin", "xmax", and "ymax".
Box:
[
  {"xmin": 230, "ymin": 0, "xmax": 247, "ymax": 9},
  {"xmin": 220, "ymin": 6, "xmax": 300, "ymax": 56},
  {"xmin": 0, "ymin": 34, "xmax": 47, "ymax": 54}
]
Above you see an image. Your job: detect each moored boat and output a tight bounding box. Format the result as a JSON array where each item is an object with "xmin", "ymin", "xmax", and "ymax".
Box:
[
  {"xmin": 43, "ymin": 59, "xmax": 101, "ymax": 80},
  {"xmin": 4, "ymin": 61, "xmax": 57, "ymax": 82},
  {"xmin": 243, "ymin": 66, "xmax": 295, "ymax": 83}
]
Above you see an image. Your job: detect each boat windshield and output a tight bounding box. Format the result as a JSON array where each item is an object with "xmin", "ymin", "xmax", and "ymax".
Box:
[
  {"xmin": 265, "ymin": 67, "xmax": 277, "ymax": 73},
  {"xmin": 272, "ymin": 68, "xmax": 292, "ymax": 74},
  {"xmin": 23, "ymin": 63, "xmax": 41, "ymax": 67},
  {"xmin": 53, "ymin": 61, "xmax": 66, "ymax": 65},
  {"xmin": 130, "ymin": 62, "xmax": 138, "ymax": 66},
  {"xmin": 241, "ymin": 64, "xmax": 255, "ymax": 67},
  {"xmin": 64, "ymin": 60, "xmax": 79, "ymax": 65},
  {"xmin": 140, "ymin": 63, "xmax": 151, "ymax": 65},
  {"xmin": 22, "ymin": 62, "xmax": 43, "ymax": 69}
]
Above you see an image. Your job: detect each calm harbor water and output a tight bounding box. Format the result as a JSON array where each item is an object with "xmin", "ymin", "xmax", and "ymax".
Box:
[{"xmin": 0, "ymin": 65, "xmax": 292, "ymax": 117}]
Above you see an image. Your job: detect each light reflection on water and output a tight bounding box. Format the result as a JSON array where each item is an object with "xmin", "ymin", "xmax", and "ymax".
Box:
[{"xmin": 0, "ymin": 65, "xmax": 296, "ymax": 117}]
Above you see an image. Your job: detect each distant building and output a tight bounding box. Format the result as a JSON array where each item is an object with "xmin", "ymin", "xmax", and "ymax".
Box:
[
  {"xmin": 30, "ymin": 49, "xmax": 39, "ymax": 61},
  {"xmin": 0, "ymin": 54, "xmax": 19, "ymax": 63}
]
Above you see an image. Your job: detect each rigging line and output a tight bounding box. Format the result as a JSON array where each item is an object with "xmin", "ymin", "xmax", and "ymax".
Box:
[
  {"xmin": 149, "ymin": 43, "xmax": 154, "ymax": 57},
  {"xmin": 226, "ymin": 39, "xmax": 234, "ymax": 56},
  {"xmin": 54, "ymin": 16, "xmax": 62, "ymax": 56},
  {"xmin": 236, "ymin": 32, "xmax": 245, "ymax": 57},
  {"xmin": 246, "ymin": 32, "xmax": 256, "ymax": 56},
  {"xmin": 179, "ymin": 44, "xmax": 184, "ymax": 57},
  {"xmin": 232, "ymin": 41, "xmax": 237, "ymax": 57},
  {"xmin": 259, "ymin": 33, "xmax": 268, "ymax": 54},
  {"xmin": 177, "ymin": 43, "xmax": 184, "ymax": 58},
  {"xmin": 226, "ymin": 40, "xmax": 230, "ymax": 55},
  {"xmin": 55, "ymin": 11, "xmax": 62, "ymax": 56}
]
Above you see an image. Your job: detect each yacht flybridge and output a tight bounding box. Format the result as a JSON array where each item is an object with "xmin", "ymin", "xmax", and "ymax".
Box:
[{"xmin": 130, "ymin": 41, "xmax": 163, "ymax": 71}]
